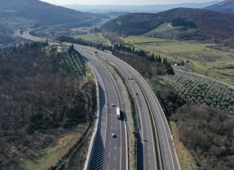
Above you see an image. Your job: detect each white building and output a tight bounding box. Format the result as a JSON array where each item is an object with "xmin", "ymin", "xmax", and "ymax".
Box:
[{"xmin": 57, "ymin": 45, "xmax": 68, "ymax": 53}]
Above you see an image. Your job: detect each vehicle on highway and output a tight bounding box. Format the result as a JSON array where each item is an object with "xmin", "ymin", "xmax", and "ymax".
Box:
[
  {"xmin": 112, "ymin": 103, "xmax": 115, "ymax": 107},
  {"xmin": 128, "ymin": 78, "xmax": 130, "ymax": 80},
  {"xmin": 136, "ymin": 93, "xmax": 138, "ymax": 95},
  {"xmin": 131, "ymin": 78, "xmax": 133, "ymax": 80},
  {"xmin": 132, "ymin": 80, "xmax": 135, "ymax": 83},
  {"xmin": 95, "ymin": 51, "xmax": 98, "ymax": 54},
  {"xmin": 116, "ymin": 107, "xmax": 121, "ymax": 119},
  {"xmin": 112, "ymin": 133, "xmax": 116, "ymax": 138}
]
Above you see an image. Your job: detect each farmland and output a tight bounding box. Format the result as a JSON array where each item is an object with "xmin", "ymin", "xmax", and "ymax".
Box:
[
  {"xmin": 58, "ymin": 50, "xmax": 86, "ymax": 76},
  {"xmin": 73, "ymin": 34, "xmax": 107, "ymax": 45},
  {"xmin": 121, "ymin": 36, "xmax": 234, "ymax": 86},
  {"xmin": 159, "ymin": 70, "xmax": 234, "ymax": 114}
]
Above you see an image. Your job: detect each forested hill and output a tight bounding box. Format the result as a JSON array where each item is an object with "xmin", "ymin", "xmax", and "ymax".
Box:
[
  {"xmin": 102, "ymin": 8, "xmax": 234, "ymax": 40},
  {"xmin": 205, "ymin": 0, "xmax": 234, "ymax": 12},
  {"xmin": 0, "ymin": 0, "xmax": 102, "ymax": 26}
]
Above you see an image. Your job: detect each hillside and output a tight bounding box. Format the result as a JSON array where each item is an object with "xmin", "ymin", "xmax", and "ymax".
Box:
[
  {"xmin": 0, "ymin": 24, "xmax": 15, "ymax": 44},
  {"xmin": 102, "ymin": 8, "xmax": 234, "ymax": 40},
  {"xmin": 205, "ymin": 0, "xmax": 234, "ymax": 12},
  {"xmin": 64, "ymin": 1, "xmax": 220, "ymax": 13},
  {"xmin": 0, "ymin": 0, "xmax": 102, "ymax": 27}
]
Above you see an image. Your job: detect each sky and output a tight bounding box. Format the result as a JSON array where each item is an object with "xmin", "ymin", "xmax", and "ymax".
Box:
[{"xmin": 40, "ymin": 0, "xmax": 220, "ymax": 6}]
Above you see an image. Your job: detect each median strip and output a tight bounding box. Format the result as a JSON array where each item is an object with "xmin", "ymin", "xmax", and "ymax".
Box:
[{"xmin": 135, "ymin": 79, "xmax": 161, "ymax": 170}]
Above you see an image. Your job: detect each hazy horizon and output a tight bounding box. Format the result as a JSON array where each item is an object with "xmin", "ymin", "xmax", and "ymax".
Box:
[{"xmin": 40, "ymin": 0, "xmax": 223, "ymax": 6}]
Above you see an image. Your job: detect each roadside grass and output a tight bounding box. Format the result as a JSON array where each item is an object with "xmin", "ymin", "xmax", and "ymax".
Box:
[
  {"xmin": 86, "ymin": 63, "xmax": 94, "ymax": 79},
  {"xmin": 16, "ymin": 124, "xmax": 89, "ymax": 170},
  {"xmin": 170, "ymin": 121, "xmax": 198, "ymax": 170},
  {"xmin": 121, "ymin": 36, "xmax": 234, "ymax": 86}
]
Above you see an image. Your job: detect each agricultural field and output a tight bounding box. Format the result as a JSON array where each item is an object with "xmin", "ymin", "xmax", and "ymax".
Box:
[
  {"xmin": 121, "ymin": 36, "xmax": 234, "ymax": 86},
  {"xmin": 159, "ymin": 70, "xmax": 234, "ymax": 114},
  {"xmin": 73, "ymin": 34, "xmax": 107, "ymax": 45},
  {"xmin": 58, "ymin": 51, "xmax": 86, "ymax": 76},
  {"xmin": 0, "ymin": 17, "xmax": 36, "ymax": 30}
]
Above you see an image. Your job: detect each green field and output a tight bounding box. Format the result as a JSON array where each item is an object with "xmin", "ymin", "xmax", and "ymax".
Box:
[
  {"xmin": 122, "ymin": 36, "xmax": 234, "ymax": 86},
  {"xmin": 73, "ymin": 34, "xmax": 107, "ymax": 45}
]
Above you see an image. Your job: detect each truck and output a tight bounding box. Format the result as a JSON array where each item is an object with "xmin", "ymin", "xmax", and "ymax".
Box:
[{"xmin": 116, "ymin": 107, "xmax": 121, "ymax": 119}]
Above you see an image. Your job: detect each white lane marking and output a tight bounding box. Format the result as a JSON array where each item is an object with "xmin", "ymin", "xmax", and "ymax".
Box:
[
  {"xmin": 149, "ymin": 160, "xmax": 150, "ymax": 164},
  {"xmin": 114, "ymin": 156, "xmax": 116, "ymax": 161},
  {"xmin": 108, "ymin": 152, "xmax": 110, "ymax": 157},
  {"xmin": 115, "ymin": 145, "xmax": 116, "ymax": 149},
  {"xmin": 107, "ymin": 165, "xmax": 109, "ymax": 170}
]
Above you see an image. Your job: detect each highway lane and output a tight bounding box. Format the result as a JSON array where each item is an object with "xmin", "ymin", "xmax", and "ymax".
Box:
[
  {"xmin": 77, "ymin": 46, "xmax": 157, "ymax": 170},
  {"xmin": 77, "ymin": 49, "xmax": 126, "ymax": 170},
  {"xmin": 75, "ymin": 45, "xmax": 180, "ymax": 170}
]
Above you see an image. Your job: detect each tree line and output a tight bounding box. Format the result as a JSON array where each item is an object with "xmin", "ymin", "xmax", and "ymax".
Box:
[{"xmin": 0, "ymin": 42, "xmax": 91, "ymax": 169}]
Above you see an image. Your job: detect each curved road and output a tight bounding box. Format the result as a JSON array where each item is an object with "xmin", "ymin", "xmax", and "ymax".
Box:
[
  {"xmin": 16, "ymin": 31, "xmax": 179, "ymax": 170},
  {"xmin": 75, "ymin": 45, "xmax": 180, "ymax": 170}
]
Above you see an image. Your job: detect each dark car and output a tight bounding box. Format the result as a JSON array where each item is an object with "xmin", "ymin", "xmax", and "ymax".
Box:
[
  {"xmin": 112, "ymin": 133, "xmax": 116, "ymax": 138},
  {"xmin": 136, "ymin": 93, "xmax": 138, "ymax": 95}
]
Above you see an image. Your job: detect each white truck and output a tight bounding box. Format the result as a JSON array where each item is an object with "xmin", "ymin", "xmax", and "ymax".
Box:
[{"xmin": 116, "ymin": 107, "xmax": 121, "ymax": 119}]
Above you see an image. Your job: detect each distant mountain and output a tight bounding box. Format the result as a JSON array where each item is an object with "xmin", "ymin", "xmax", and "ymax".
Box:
[
  {"xmin": 102, "ymin": 8, "xmax": 234, "ymax": 40},
  {"xmin": 64, "ymin": 1, "xmax": 221, "ymax": 13},
  {"xmin": 204, "ymin": 0, "xmax": 234, "ymax": 12},
  {"xmin": 0, "ymin": 0, "xmax": 106, "ymax": 27}
]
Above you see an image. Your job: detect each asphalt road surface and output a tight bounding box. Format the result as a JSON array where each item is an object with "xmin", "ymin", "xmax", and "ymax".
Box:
[
  {"xmin": 86, "ymin": 51, "xmax": 158, "ymax": 170},
  {"xmin": 77, "ymin": 48, "xmax": 127, "ymax": 170}
]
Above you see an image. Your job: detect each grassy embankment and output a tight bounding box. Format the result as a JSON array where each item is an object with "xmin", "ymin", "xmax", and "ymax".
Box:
[
  {"xmin": 17, "ymin": 124, "xmax": 89, "ymax": 170},
  {"xmin": 121, "ymin": 36, "xmax": 234, "ymax": 86},
  {"xmin": 170, "ymin": 121, "xmax": 198, "ymax": 170}
]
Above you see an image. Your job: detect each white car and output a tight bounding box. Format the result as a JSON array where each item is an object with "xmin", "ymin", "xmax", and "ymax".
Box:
[{"xmin": 112, "ymin": 133, "xmax": 116, "ymax": 138}]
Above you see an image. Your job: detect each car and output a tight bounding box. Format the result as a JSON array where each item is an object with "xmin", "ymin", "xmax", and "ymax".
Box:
[
  {"xmin": 95, "ymin": 51, "xmax": 98, "ymax": 54},
  {"xmin": 128, "ymin": 78, "xmax": 130, "ymax": 80},
  {"xmin": 132, "ymin": 81, "xmax": 135, "ymax": 83},
  {"xmin": 112, "ymin": 103, "xmax": 115, "ymax": 107},
  {"xmin": 131, "ymin": 78, "xmax": 133, "ymax": 80},
  {"xmin": 136, "ymin": 93, "xmax": 138, "ymax": 95},
  {"xmin": 112, "ymin": 133, "xmax": 116, "ymax": 138}
]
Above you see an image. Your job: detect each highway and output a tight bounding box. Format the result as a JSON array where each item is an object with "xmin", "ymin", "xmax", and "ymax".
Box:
[
  {"xmin": 76, "ymin": 48, "xmax": 127, "ymax": 170},
  {"xmin": 75, "ymin": 45, "xmax": 180, "ymax": 170},
  {"xmin": 16, "ymin": 31, "xmax": 179, "ymax": 170},
  {"xmin": 76, "ymin": 46, "xmax": 157, "ymax": 170}
]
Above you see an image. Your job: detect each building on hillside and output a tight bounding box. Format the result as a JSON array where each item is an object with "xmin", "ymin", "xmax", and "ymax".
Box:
[{"xmin": 57, "ymin": 45, "xmax": 68, "ymax": 53}]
